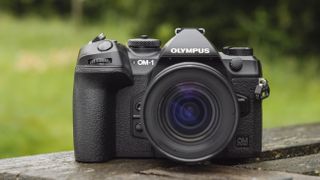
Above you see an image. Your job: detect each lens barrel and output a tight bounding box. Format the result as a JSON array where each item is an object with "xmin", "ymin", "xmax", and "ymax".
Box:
[{"xmin": 142, "ymin": 62, "xmax": 238, "ymax": 162}]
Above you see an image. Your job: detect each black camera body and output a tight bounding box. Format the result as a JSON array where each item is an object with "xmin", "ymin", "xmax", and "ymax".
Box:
[{"xmin": 73, "ymin": 28, "xmax": 270, "ymax": 163}]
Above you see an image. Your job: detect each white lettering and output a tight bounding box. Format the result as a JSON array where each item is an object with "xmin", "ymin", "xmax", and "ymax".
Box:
[
  {"xmin": 170, "ymin": 48, "xmax": 210, "ymax": 54},
  {"xmin": 136, "ymin": 59, "xmax": 155, "ymax": 66}
]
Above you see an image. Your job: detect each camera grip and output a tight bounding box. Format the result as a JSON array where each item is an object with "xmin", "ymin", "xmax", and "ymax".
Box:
[{"xmin": 73, "ymin": 73, "xmax": 117, "ymax": 162}]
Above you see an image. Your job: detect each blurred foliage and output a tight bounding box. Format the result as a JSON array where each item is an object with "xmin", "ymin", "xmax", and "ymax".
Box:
[
  {"xmin": 0, "ymin": 0, "xmax": 320, "ymax": 159},
  {"xmin": 136, "ymin": 0, "xmax": 320, "ymax": 56},
  {"xmin": 0, "ymin": 0, "xmax": 133, "ymax": 21},
  {"xmin": 0, "ymin": 0, "xmax": 70, "ymax": 17},
  {"xmin": 1, "ymin": 0, "xmax": 319, "ymax": 55}
]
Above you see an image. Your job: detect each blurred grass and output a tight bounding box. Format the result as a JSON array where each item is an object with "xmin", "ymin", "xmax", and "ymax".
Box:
[
  {"xmin": 0, "ymin": 14, "xmax": 319, "ymax": 158},
  {"xmin": 261, "ymin": 52, "xmax": 320, "ymax": 127},
  {"xmin": 0, "ymin": 14, "xmax": 133, "ymax": 158}
]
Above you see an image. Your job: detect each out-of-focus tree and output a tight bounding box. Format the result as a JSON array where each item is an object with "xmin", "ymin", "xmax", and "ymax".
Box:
[
  {"xmin": 0, "ymin": 0, "xmax": 70, "ymax": 17},
  {"xmin": 71, "ymin": 0, "xmax": 83, "ymax": 23},
  {"xmin": 134, "ymin": 0, "xmax": 320, "ymax": 56},
  {"xmin": 0, "ymin": 0, "xmax": 319, "ymax": 56}
]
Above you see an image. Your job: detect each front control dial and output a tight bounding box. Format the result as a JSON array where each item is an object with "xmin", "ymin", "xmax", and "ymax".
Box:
[{"xmin": 89, "ymin": 58, "xmax": 112, "ymax": 65}]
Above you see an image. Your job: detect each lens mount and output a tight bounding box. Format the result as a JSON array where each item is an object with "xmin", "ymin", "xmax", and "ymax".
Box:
[{"xmin": 142, "ymin": 62, "xmax": 238, "ymax": 163}]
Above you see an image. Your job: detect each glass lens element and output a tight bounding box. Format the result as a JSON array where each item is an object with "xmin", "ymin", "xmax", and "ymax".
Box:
[{"xmin": 161, "ymin": 82, "xmax": 217, "ymax": 140}]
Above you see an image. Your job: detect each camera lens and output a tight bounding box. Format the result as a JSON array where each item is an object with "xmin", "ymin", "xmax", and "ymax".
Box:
[
  {"xmin": 161, "ymin": 83, "xmax": 218, "ymax": 141},
  {"xmin": 143, "ymin": 62, "xmax": 238, "ymax": 163}
]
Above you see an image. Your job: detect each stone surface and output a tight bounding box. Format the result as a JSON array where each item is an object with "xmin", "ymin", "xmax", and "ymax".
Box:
[
  {"xmin": 0, "ymin": 123, "xmax": 320, "ymax": 179},
  {"xmin": 140, "ymin": 165, "xmax": 319, "ymax": 180},
  {"xmin": 262, "ymin": 123, "xmax": 320, "ymax": 160},
  {"xmin": 0, "ymin": 152, "xmax": 318, "ymax": 180},
  {"xmin": 238, "ymin": 153, "xmax": 320, "ymax": 176}
]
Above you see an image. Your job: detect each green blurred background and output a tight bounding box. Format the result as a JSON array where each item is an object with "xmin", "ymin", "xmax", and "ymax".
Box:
[{"xmin": 0, "ymin": 0, "xmax": 319, "ymax": 159}]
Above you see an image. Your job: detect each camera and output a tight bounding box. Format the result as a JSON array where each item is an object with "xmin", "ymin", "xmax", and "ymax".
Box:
[{"xmin": 73, "ymin": 28, "xmax": 270, "ymax": 163}]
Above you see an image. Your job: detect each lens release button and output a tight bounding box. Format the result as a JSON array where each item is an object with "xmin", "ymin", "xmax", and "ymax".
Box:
[{"xmin": 135, "ymin": 123, "xmax": 143, "ymax": 132}]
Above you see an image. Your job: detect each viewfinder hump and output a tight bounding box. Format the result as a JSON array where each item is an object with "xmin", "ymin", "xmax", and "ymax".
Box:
[{"xmin": 160, "ymin": 28, "xmax": 219, "ymax": 57}]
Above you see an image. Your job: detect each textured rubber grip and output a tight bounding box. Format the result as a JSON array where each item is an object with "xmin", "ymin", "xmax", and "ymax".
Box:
[{"xmin": 73, "ymin": 73, "xmax": 116, "ymax": 162}]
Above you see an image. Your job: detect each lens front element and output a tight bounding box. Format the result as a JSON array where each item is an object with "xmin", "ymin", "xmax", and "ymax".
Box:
[{"xmin": 162, "ymin": 83, "xmax": 218, "ymax": 141}]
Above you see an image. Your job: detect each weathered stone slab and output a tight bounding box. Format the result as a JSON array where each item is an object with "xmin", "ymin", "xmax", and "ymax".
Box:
[
  {"xmin": 0, "ymin": 152, "xmax": 168, "ymax": 180},
  {"xmin": 0, "ymin": 152, "xmax": 318, "ymax": 180},
  {"xmin": 0, "ymin": 123, "xmax": 320, "ymax": 179},
  {"xmin": 237, "ymin": 153, "xmax": 320, "ymax": 176},
  {"xmin": 261, "ymin": 123, "xmax": 320, "ymax": 160},
  {"xmin": 139, "ymin": 165, "xmax": 320, "ymax": 180}
]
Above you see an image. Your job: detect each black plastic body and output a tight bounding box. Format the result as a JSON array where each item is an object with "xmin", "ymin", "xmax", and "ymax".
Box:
[{"xmin": 73, "ymin": 28, "xmax": 264, "ymax": 162}]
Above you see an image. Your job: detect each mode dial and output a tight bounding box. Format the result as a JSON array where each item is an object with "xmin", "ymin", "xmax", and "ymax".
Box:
[
  {"xmin": 128, "ymin": 35, "xmax": 161, "ymax": 48},
  {"xmin": 223, "ymin": 47, "xmax": 253, "ymax": 56}
]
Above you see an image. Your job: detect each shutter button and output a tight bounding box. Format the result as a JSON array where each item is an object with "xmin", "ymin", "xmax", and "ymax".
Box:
[{"xmin": 98, "ymin": 41, "xmax": 113, "ymax": 51}]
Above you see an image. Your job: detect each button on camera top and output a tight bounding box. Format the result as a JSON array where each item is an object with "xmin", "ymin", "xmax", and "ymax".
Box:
[
  {"xmin": 128, "ymin": 35, "xmax": 161, "ymax": 48},
  {"xmin": 229, "ymin": 58, "xmax": 243, "ymax": 72},
  {"xmin": 90, "ymin": 33, "xmax": 113, "ymax": 52},
  {"xmin": 97, "ymin": 40, "xmax": 113, "ymax": 51},
  {"xmin": 223, "ymin": 46, "xmax": 253, "ymax": 56}
]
